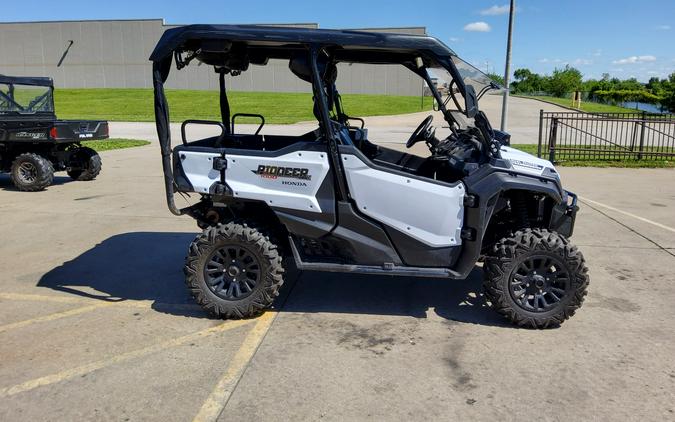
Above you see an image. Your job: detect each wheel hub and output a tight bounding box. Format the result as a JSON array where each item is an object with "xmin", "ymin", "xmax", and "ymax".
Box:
[
  {"xmin": 226, "ymin": 264, "xmax": 241, "ymax": 277},
  {"xmin": 18, "ymin": 162, "xmax": 37, "ymax": 183}
]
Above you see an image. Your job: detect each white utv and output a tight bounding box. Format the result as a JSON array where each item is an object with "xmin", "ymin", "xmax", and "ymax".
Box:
[{"xmin": 149, "ymin": 25, "xmax": 589, "ymax": 328}]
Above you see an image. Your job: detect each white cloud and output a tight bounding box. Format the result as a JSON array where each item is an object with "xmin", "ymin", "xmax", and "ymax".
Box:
[
  {"xmin": 448, "ymin": 37, "xmax": 461, "ymax": 42},
  {"xmin": 574, "ymin": 58, "xmax": 593, "ymax": 65},
  {"xmin": 592, "ymin": 49, "xmax": 602, "ymax": 57},
  {"xmin": 480, "ymin": 5, "xmax": 510, "ymax": 15},
  {"xmin": 463, "ymin": 22, "xmax": 491, "ymax": 32},
  {"xmin": 612, "ymin": 55, "xmax": 656, "ymax": 64},
  {"xmin": 538, "ymin": 58, "xmax": 567, "ymax": 65},
  {"xmin": 656, "ymin": 25, "xmax": 671, "ymax": 30}
]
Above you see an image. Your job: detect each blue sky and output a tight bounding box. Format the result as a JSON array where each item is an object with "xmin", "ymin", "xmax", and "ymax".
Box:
[{"xmin": 3, "ymin": 0, "xmax": 674, "ymax": 82}]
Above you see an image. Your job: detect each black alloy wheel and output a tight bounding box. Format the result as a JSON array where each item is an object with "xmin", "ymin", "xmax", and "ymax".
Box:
[
  {"xmin": 509, "ymin": 254, "xmax": 571, "ymax": 313},
  {"xmin": 204, "ymin": 245, "xmax": 261, "ymax": 300}
]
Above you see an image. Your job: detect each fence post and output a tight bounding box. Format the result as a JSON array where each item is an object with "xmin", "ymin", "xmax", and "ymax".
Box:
[
  {"xmin": 537, "ymin": 109, "xmax": 544, "ymax": 158},
  {"xmin": 548, "ymin": 117, "xmax": 558, "ymax": 163},
  {"xmin": 638, "ymin": 111, "xmax": 646, "ymax": 160}
]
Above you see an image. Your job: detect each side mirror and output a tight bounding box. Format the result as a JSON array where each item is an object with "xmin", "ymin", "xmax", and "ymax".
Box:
[{"xmin": 465, "ymin": 85, "xmax": 478, "ymax": 118}]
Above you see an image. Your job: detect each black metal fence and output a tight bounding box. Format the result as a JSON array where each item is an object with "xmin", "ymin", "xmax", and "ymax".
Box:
[{"xmin": 538, "ymin": 111, "xmax": 675, "ymax": 162}]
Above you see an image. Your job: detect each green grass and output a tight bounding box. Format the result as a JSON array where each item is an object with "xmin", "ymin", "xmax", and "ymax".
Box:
[
  {"xmin": 54, "ymin": 89, "xmax": 432, "ymax": 124},
  {"xmin": 80, "ymin": 138, "xmax": 150, "ymax": 152},
  {"xmin": 518, "ymin": 95, "xmax": 642, "ymax": 114},
  {"xmin": 511, "ymin": 143, "xmax": 675, "ymax": 168}
]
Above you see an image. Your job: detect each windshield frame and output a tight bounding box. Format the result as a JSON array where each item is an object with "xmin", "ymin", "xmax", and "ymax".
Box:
[{"xmin": 450, "ymin": 55, "xmax": 503, "ymax": 100}]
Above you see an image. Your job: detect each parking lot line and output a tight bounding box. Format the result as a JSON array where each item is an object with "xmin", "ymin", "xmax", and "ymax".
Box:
[
  {"xmin": 192, "ymin": 311, "xmax": 277, "ymax": 422},
  {"xmin": 0, "ymin": 292, "xmax": 201, "ymax": 311},
  {"xmin": 579, "ymin": 196, "xmax": 675, "ymax": 234},
  {"xmin": 0, "ymin": 292, "xmax": 84, "ymax": 304},
  {"xmin": 0, "ymin": 303, "xmax": 111, "ymax": 334},
  {"xmin": 0, "ymin": 319, "xmax": 254, "ymax": 398}
]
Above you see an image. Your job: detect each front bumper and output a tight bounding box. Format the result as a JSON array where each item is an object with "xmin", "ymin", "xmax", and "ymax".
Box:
[{"xmin": 549, "ymin": 190, "xmax": 578, "ymax": 237}]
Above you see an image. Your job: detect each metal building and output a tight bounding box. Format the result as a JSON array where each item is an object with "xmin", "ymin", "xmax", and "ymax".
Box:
[{"xmin": 0, "ymin": 19, "xmax": 426, "ymax": 95}]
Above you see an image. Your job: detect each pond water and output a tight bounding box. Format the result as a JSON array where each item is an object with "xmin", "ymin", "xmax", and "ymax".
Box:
[{"xmin": 619, "ymin": 101, "xmax": 667, "ymax": 114}]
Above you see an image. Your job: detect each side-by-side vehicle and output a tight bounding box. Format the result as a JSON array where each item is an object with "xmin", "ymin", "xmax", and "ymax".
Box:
[
  {"xmin": 149, "ymin": 25, "xmax": 589, "ymax": 328},
  {"xmin": 0, "ymin": 75, "xmax": 106, "ymax": 191}
]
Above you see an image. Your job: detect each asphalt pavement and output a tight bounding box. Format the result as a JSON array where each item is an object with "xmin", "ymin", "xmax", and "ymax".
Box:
[{"xmin": 1, "ymin": 97, "xmax": 674, "ymax": 421}]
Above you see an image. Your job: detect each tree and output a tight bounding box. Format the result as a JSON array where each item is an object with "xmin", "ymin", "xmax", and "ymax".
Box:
[
  {"xmin": 661, "ymin": 72, "xmax": 675, "ymax": 112},
  {"xmin": 513, "ymin": 68, "xmax": 533, "ymax": 81},
  {"xmin": 510, "ymin": 68, "xmax": 546, "ymax": 94},
  {"xmin": 548, "ymin": 66, "xmax": 582, "ymax": 97}
]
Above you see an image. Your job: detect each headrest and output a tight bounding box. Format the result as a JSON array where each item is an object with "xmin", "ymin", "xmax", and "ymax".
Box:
[{"xmin": 289, "ymin": 52, "xmax": 336, "ymax": 84}]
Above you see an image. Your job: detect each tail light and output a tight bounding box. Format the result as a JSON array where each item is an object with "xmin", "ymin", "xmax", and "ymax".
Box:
[{"xmin": 49, "ymin": 127, "xmax": 58, "ymax": 139}]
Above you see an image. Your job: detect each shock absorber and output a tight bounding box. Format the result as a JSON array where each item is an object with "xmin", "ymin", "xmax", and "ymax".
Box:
[{"xmin": 511, "ymin": 192, "xmax": 530, "ymax": 229}]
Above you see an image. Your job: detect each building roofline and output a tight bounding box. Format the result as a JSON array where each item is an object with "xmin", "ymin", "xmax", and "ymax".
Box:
[{"xmin": 0, "ymin": 18, "xmax": 166, "ymax": 25}]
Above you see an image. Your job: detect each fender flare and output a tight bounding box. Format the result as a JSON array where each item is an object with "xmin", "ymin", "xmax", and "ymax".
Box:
[{"xmin": 452, "ymin": 169, "xmax": 564, "ymax": 277}]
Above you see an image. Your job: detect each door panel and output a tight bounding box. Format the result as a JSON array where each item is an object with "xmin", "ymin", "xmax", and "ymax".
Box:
[{"xmin": 341, "ymin": 153, "xmax": 464, "ymax": 247}]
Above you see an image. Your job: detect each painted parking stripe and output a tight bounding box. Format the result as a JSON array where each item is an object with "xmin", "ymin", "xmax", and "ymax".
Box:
[
  {"xmin": 193, "ymin": 311, "xmax": 277, "ymax": 422},
  {"xmin": 579, "ymin": 196, "xmax": 675, "ymax": 234},
  {"xmin": 0, "ymin": 303, "xmax": 111, "ymax": 334},
  {"xmin": 0, "ymin": 319, "xmax": 253, "ymax": 398},
  {"xmin": 0, "ymin": 293, "xmax": 84, "ymax": 304},
  {"xmin": 0, "ymin": 292, "xmax": 201, "ymax": 311}
]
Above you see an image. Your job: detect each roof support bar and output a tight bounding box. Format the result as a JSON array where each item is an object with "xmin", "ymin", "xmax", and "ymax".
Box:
[
  {"xmin": 218, "ymin": 70, "xmax": 231, "ymax": 134},
  {"xmin": 309, "ymin": 46, "xmax": 348, "ymax": 202}
]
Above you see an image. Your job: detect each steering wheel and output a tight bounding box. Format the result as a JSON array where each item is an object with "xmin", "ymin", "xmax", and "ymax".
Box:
[{"xmin": 406, "ymin": 115, "xmax": 434, "ymax": 149}]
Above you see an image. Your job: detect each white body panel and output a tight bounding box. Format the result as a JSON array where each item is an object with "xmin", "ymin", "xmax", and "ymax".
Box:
[
  {"xmin": 500, "ymin": 146, "xmax": 559, "ymax": 179},
  {"xmin": 180, "ymin": 150, "xmax": 330, "ymax": 213},
  {"xmin": 179, "ymin": 151, "xmax": 222, "ymax": 193},
  {"xmin": 342, "ymin": 154, "xmax": 464, "ymax": 247}
]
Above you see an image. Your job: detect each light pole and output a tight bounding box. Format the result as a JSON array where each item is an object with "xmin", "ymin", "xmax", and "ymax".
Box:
[{"xmin": 500, "ymin": 0, "xmax": 515, "ymax": 131}]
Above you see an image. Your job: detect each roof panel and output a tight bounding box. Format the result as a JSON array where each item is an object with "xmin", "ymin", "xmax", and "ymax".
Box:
[{"xmin": 149, "ymin": 24, "xmax": 455, "ymax": 62}]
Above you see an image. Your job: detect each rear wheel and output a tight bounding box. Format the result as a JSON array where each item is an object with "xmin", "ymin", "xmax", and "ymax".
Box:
[
  {"xmin": 10, "ymin": 153, "xmax": 54, "ymax": 191},
  {"xmin": 483, "ymin": 228, "xmax": 589, "ymax": 328},
  {"xmin": 67, "ymin": 147, "xmax": 101, "ymax": 181},
  {"xmin": 184, "ymin": 222, "xmax": 284, "ymax": 319}
]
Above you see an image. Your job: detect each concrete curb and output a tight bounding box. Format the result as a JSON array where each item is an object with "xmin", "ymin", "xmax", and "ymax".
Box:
[{"xmin": 512, "ymin": 95, "xmax": 583, "ymax": 113}]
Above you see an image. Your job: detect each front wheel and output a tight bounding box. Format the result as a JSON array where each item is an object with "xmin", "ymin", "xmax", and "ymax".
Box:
[
  {"xmin": 184, "ymin": 222, "xmax": 285, "ymax": 319},
  {"xmin": 483, "ymin": 228, "xmax": 589, "ymax": 328},
  {"xmin": 67, "ymin": 147, "xmax": 102, "ymax": 181}
]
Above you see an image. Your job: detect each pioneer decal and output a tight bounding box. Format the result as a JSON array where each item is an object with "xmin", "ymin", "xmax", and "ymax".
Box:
[
  {"xmin": 510, "ymin": 159, "xmax": 543, "ymax": 171},
  {"xmin": 15, "ymin": 131, "xmax": 47, "ymax": 140},
  {"xmin": 252, "ymin": 165, "xmax": 312, "ymax": 181}
]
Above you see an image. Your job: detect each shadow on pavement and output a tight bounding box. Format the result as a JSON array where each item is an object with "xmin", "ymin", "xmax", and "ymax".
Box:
[
  {"xmin": 284, "ymin": 267, "xmax": 514, "ymax": 328},
  {"xmin": 38, "ymin": 232, "xmax": 204, "ymax": 318},
  {"xmin": 38, "ymin": 232, "xmax": 512, "ymax": 327}
]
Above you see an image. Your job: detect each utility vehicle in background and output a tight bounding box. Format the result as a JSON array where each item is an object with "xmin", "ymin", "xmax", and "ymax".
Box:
[
  {"xmin": 149, "ymin": 25, "xmax": 589, "ymax": 328},
  {"xmin": 0, "ymin": 75, "xmax": 107, "ymax": 191}
]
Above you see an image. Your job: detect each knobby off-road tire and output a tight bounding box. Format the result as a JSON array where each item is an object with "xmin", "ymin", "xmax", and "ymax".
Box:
[
  {"xmin": 483, "ymin": 228, "xmax": 589, "ymax": 329},
  {"xmin": 185, "ymin": 222, "xmax": 284, "ymax": 319},
  {"xmin": 10, "ymin": 153, "xmax": 54, "ymax": 191},
  {"xmin": 67, "ymin": 147, "xmax": 102, "ymax": 181}
]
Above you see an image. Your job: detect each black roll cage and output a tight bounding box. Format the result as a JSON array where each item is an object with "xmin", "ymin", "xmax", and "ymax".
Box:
[{"xmin": 150, "ymin": 26, "xmax": 481, "ymax": 216}]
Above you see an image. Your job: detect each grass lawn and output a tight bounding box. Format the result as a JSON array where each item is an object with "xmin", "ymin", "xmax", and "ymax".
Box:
[
  {"xmin": 81, "ymin": 138, "xmax": 151, "ymax": 152},
  {"xmin": 518, "ymin": 95, "xmax": 643, "ymax": 114},
  {"xmin": 54, "ymin": 89, "xmax": 432, "ymax": 124},
  {"xmin": 511, "ymin": 143, "xmax": 675, "ymax": 168}
]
